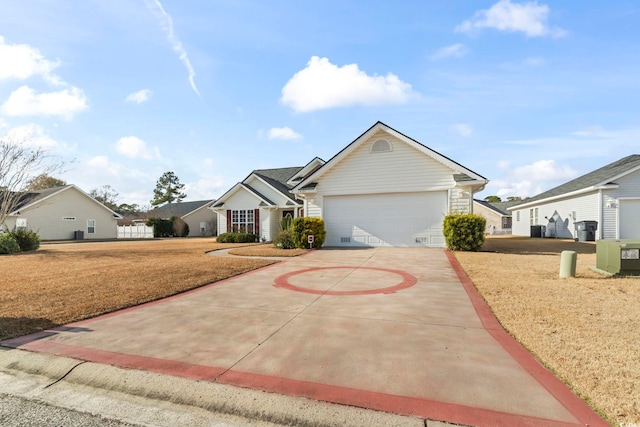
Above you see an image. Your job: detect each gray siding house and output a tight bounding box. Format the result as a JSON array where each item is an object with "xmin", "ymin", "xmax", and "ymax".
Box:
[{"xmin": 510, "ymin": 155, "xmax": 640, "ymax": 240}]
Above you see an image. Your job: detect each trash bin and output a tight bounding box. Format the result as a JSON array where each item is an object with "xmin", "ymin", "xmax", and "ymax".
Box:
[
  {"xmin": 575, "ymin": 221, "xmax": 597, "ymax": 241},
  {"xmin": 530, "ymin": 225, "xmax": 543, "ymax": 238}
]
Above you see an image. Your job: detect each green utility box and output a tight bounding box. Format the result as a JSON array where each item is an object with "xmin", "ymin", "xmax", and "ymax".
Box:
[{"xmin": 596, "ymin": 239, "xmax": 640, "ymax": 276}]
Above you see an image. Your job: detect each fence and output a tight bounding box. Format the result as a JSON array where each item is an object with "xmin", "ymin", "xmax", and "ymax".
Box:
[{"xmin": 117, "ymin": 224, "xmax": 154, "ymax": 239}]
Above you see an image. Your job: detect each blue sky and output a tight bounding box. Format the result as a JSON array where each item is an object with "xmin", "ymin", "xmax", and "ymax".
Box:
[{"xmin": 1, "ymin": 0, "xmax": 639, "ymax": 207}]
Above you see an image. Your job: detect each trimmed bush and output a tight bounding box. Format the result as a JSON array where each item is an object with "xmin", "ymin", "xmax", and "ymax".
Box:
[
  {"xmin": 443, "ymin": 213, "xmax": 486, "ymax": 251},
  {"xmin": 146, "ymin": 218, "xmax": 173, "ymax": 237},
  {"xmin": 216, "ymin": 232, "xmax": 258, "ymax": 243},
  {"xmin": 0, "ymin": 233, "xmax": 20, "ymax": 254},
  {"xmin": 9, "ymin": 228, "xmax": 40, "ymax": 252},
  {"xmin": 291, "ymin": 217, "xmax": 326, "ymax": 249},
  {"xmin": 171, "ymin": 216, "xmax": 189, "ymax": 237},
  {"xmin": 273, "ymin": 230, "xmax": 295, "ymax": 249}
]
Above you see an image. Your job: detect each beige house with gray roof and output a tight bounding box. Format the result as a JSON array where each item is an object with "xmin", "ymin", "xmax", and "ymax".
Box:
[{"xmin": 3, "ymin": 185, "xmax": 122, "ymax": 240}]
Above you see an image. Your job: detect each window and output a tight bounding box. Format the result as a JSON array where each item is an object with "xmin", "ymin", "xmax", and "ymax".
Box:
[
  {"xmin": 16, "ymin": 218, "xmax": 28, "ymax": 229},
  {"xmin": 370, "ymin": 138, "xmax": 392, "ymax": 153},
  {"xmin": 231, "ymin": 209, "xmax": 254, "ymax": 233},
  {"xmin": 87, "ymin": 219, "xmax": 96, "ymax": 234}
]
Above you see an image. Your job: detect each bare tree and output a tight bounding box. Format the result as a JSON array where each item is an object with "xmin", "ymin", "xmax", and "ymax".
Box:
[
  {"xmin": 0, "ymin": 136, "xmax": 64, "ymax": 230},
  {"xmin": 89, "ymin": 185, "xmax": 119, "ymax": 211}
]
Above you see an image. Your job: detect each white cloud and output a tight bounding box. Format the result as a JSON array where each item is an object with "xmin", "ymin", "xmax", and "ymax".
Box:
[
  {"xmin": 452, "ymin": 123, "xmax": 474, "ymax": 137},
  {"xmin": 125, "ymin": 89, "xmax": 153, "ymax": 104},
  {"xmin": 268, "ymin": 126, "xmax": 303, "ymax": 140},
  {"xmin": 185, "ymin": 176, "xmax": 225, "ymax": 201},
  {"xmin": 0, "ymin": 36, "xmax": 61, "ymax": 84},
  {"xmin": 280, "ymin": 56, "xmax": 417, "ymax": 113},
  {"xmin": 1, "ymin": 85, "xmax": 87, "ymax": 119},
  {"xmin": 3, "ymin": 123, "xmax": 59, "ymax": 149},
  {"xmin": 431, "ymin": 44, "xmax": 469, "ymax": 60},
  {"xmin": 490, "ymin": 159, "xmax": 577, "ymax": 197},
  {"xmin": 115, "ymin": 136, "xmax": 159, "ymax": 159},
  {"xmin": 524, "ymin": 57, "xmax": 545, "ymax": 66},
  {"xmin": 144, "ymin": 0, "xmax": 200, "ymax": 96},
  {"xmin": 455, "ymin": 0, "xmax": 566, "ymax": 38}
]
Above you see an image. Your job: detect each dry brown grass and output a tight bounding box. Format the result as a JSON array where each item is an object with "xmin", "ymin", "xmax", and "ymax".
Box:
[
  {"xmin": 0, "ymin": 238, "xmax": 276, "ymax": 341},
  {"xmin": 228, "ymin": 245, "xmax": 308, "ymax": 257},
  {"xmin": 455, "ymin": 236, "xmax": 640, "ymax": 426}
]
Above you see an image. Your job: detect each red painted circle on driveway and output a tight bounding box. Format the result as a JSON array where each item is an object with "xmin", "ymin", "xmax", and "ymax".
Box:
[{"xmin": 274, "ymin": 266, "xmax": 417, "ymax": 295}]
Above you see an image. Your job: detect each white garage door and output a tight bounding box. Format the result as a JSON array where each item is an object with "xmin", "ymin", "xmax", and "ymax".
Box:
[
  {"xmin": 323, "ymin": 192, "xmax": 448, "ymax": 247},
  {"xmin": 620, "ymin": 199, "xmax": 640, "ymax": 239}
]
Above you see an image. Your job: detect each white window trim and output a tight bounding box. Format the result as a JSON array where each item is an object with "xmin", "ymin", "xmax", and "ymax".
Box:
[
  {"xmin": 231, "ymin": 209, "xmax": 255, "ymax": 233},
  {"xmin": 87, "ymin": 219, "xmax": 96, "ymax": 234}
]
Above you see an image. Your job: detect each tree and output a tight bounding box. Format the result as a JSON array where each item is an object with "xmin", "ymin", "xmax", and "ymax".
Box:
[
  {"xmin": 151, "ymin": 171, "xmax": 186, "ymax": 206},
  {"xmin": 25, "ymin": 173, "xmax": 67, "ymax": 191},
  {"xmin": 117, "ymin": 203, "xmax": 140, "ymax": 214},
  {"xmin": 483, "ymin": 195, "xmax": 502, "ymax": 203},
  {"xmin": 1, "ymin": 136, "xmax": 64, "ymax": 230},
  {"xmin": 506, "ymin": 196, "xmax": 523, "ymax": 202},
  {"xmin": 89, "ymin": 185, "xmax": 119, "ymax": 211}
]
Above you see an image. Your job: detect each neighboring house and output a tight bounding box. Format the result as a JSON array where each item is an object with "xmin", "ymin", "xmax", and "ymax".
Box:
[
  {"xmin": 473, "ymin": 199, "xmax": 521, "ymax": 235},
  {"xmin": 291, "ymin": 121, "xmax": 488, "ymax": 247},
  {"xmin": 509, "ymin": 154, "xmax": 640, "ymax": 240},
  {"xmin": 147, "ymin": 200, "xmax": 217, "ymax": 236},
  {"xmin": 211, "ymin": 158, "xmax": 325, "ymax": 241},
  {"xmin": 2, "ymin": 184, "xmax": 122, "ymax": 240}
]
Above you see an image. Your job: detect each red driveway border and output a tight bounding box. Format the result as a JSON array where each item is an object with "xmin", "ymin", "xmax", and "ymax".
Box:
[{"xmin": 444, "ymin": 250, "xmax": 609, "ymax": 427}]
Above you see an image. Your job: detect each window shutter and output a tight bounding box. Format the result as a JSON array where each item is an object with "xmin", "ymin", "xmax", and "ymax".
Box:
[
  {"xmin": 254, "ymin": 209, "xmax": 260, "ymax": 236},
  {"xmin": 226, "ymin": 210, "xmax": 231, "ymax": 232}
]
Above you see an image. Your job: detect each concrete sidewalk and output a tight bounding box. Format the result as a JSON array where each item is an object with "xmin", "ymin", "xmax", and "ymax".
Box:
[{"xmin": 1, "ymin": 248, "xmax": 608, "ymax": 426}]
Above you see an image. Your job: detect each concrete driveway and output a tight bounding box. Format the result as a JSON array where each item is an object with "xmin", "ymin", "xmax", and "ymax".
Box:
[{"xmin": 2, "ymin": 248, "xmax": 607, "ymax": 426}]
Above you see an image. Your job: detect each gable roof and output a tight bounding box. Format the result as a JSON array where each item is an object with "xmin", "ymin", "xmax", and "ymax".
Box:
[
  {"xmin": 292, "ymin": 121, "xmax": 488, "ymax": 193},
  {"xmin": 510, "ymin": 154, "xmax": 640, "ymax": 210},
  {"xmin": 4, "ymin": 185, "xmax": 122, "ymax": 219},
  {"xmin": 147, "ymin": 200, "xmax": 215, "ymax": 219},
  {"xmin": 474, "ymin": 199, "xmax": 521, "ymax": 216},
  {"xmin": 212, "ymin": 166, "xmax": 304, "ymax": 208}
]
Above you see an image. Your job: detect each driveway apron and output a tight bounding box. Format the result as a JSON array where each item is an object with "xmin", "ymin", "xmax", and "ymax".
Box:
[{"xmin": 2, "ymin": 248, "xmax": 607, "ymax": 426}]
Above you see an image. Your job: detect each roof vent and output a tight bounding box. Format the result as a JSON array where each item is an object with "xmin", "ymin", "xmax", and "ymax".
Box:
[{"xmin": 370, "ymin": 138, "xmax": 392, "ymax": 153}]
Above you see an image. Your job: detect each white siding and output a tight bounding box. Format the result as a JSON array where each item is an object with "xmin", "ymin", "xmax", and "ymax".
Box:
[
  {"xmin": 511, "ymin": 192, "xmax": 599, "ymax": 238},
  {"xmin": 602, "ymin": 169, "xmax": 640, "ymax": 239},
  {"xmin": 316, "ymin": 131, "xmax": 456, "ymax": 196},
  {"xmin": 224, "ymin": 189, "xmax": 262, "ymax": 209},
  {"xmin": 305, "ymin": 196, "xmax": 322, "ymax": 218},
  {"xmin": 246, "ymin": 177, "xmax": 292, "ymax": 206},
  {"xmin": 450, "ymin": 187, "xmax": 473, "ymax": 214}
]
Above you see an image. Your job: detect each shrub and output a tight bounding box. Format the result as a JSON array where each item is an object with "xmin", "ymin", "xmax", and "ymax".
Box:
[
  {"xmin": 0, "ymin": 233, "xmax": 20, "ymax": 254},
  {"xmin": 171, "ymin": 216, "xmax": 189, "ymax": 237},
  {"xmin": 291, "ymin": 217, "xmax": 326, "ymax": 249},
  {"xmin": 442, "ymin": 213, "xmax": 486, "ymax": 251},
  {"xmin": 216, "ymin": 232, "xmax": 258, "ymax": 243},
  {"xmin": 146, "ymin": 218, "xmax": 173, "ymax": 237},
  {"xmin": 9, "ymin": 228, "xmax": 41, "ymax": 252},
  {"xmin": 273, "ymin": 230, "xmax": 295, "ymax": 249}
]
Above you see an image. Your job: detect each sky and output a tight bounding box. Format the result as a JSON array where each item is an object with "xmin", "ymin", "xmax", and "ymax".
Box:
[{"xmin": 1, "ymin": 0, "xmax": 639, "ymax": 208}]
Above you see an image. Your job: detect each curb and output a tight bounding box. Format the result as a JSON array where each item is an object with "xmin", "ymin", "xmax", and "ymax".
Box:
[{"xmin": 0, "ymin": 348, "xmax": 436, "ymax": 427}]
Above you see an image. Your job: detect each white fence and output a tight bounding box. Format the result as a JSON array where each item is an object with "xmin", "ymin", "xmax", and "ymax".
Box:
[{"xmin": 117, "ymin": 224, "xmax": 154, "ymax": 239}]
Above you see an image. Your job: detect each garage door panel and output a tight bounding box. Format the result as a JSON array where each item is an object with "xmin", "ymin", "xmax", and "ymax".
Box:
[
  {"xmin": 324, "ymin": 192, "xmax": 447, "ymax": 247},
  {"xmin": 620, "ymin": 199, "xmax": 640, "ymax": 239}
]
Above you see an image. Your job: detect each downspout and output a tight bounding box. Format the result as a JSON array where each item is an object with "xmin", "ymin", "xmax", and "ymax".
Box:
[{"xmin": 597, "ymin": 189, "xmax": 603, "ymax": 240}]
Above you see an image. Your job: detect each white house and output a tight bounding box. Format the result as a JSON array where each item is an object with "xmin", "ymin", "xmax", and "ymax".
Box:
[
  {"xmin": 291, "ymin": 121, "xmax": 488, "ymax": 247},
  {"xmin": 211, "ymin": 158, "xmax": 325, "ymax": 241},
  {"xmin": 509, "ymin": 155, "xmax": 640, "ymax": 240},
  {"xmin": 3, "ymin": 185, "xmax": 122, "ymax": 240}
]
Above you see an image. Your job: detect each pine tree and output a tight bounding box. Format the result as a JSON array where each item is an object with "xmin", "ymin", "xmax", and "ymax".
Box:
[{"xmin": 151, "ymin": 171, "xmax": 186, "ymax": 206}]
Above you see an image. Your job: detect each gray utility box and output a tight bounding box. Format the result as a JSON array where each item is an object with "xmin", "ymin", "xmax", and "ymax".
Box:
[
  {"xmin": 575, "ymin": 220, "xmax": 598, "ymax": 241},
  {"xmin": 74, "ymin": 230, "xmax": 84, "ymax": 240},
  {"xmin": 596, "ymin": 239, "xmax": 640, "ymax": 276}
]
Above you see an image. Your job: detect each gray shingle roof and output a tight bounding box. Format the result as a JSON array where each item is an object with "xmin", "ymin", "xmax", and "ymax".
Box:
[
  {"xmin": 517, "ymin": 154, "xmax": 640, "ymax": 205},
  {"xmin": 2, "ymin": 185, "xmax": 72, "ymax": 212},
  {"xmin": 251, "ymin": 166, "xmax": 303, "ymax": 202},
  {"xmin": 147, "ymin": 200, "xmax": 214, "ymax": 219},
  {"xmin": 474, "ymin": 199, "xmax": 521, "ymax": 216}
]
